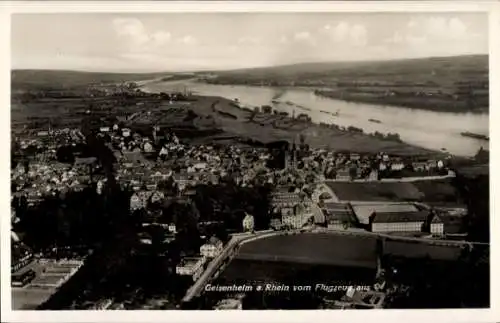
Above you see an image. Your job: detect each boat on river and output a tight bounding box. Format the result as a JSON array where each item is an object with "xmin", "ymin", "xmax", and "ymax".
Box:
[
  {"xmin": 368, "ymin": 118, "xmax": 382, "ymax": 124},
  {"xmin": 460, "ymin": 131, "xmax": 489, "ymax": 141}
]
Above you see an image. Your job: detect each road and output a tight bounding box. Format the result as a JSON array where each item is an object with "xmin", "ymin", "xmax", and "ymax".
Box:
[
  {"xmin": 181, "ymin": 235, "xmax": 243, "ymax": 303},
  {"xmin": 310, "ymin": 202, "xmax": 325, "ymax": 224},
  {"xmin": 312, "ymin": 183, "xmax": 340, "ymax": 203},
  {"xmin": 181, "ymin": 230, "xmax": 305, "ymax": 303},
  {"xmin": 312, "ymin": 227, "xmax": 489, "ymax": 247},
  {"xmin": 323, "ymin": 173, "xmax": 455, "ymax": 183},
  {"xmin": 181, "ymin": 224, "xmax": 487, "ymax": 304}
]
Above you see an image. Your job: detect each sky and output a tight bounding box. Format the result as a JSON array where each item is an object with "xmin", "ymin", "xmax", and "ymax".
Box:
[{"xmin": 11, "ymin": 12, "xmax": 488, "ymax": 72}]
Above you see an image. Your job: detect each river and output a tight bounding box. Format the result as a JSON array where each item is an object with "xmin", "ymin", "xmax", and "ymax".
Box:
[{"xmin": 144, "ymin": 80, "xmax": 489, "ymax": 157}]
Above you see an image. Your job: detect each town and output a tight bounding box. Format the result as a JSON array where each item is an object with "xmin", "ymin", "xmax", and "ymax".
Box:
[{"xmin": 11, "ymin": 80, "xmax": 489, "ymax": 310}]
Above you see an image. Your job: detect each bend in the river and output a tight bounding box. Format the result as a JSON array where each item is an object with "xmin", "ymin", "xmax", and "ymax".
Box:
[{"xmin": 144, "ymin": 80, "xmax": 489, "ymax": 157}]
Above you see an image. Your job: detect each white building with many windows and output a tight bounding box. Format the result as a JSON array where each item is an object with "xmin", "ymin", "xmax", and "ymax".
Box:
[
  {"xmin": 200, "ymin": 237, "xmax": 224, "ymax": 258},
  {"xmin": 390, "ymin": 162, "xmax": 405, "ymax": 171},
  {"xmin": 369, "ymin": 211, "xmax": 429, "ymax": 233},
  {"xmin": 430, "ymin": 215, "xmax": 444, "ymax": 235},
  {"xmin": 176, "ymin": 256, "xmax": 207, "ymax": 281},
  {"xmin": 271, "ymin": 192, "xmax": 302, "ymax": 208},
  {"xmin": 282, "ymin": 213, "xmax": 312, "ymax": 229}
]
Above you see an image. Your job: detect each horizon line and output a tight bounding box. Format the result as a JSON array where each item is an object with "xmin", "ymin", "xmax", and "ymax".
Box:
[{"xmin": 11, "ymin": 53, "xmax": 488, "ymax": 75}]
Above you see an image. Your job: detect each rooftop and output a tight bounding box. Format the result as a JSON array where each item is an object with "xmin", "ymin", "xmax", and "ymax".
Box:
[
  {"xmin": 371, "ymin": 210, "xmax": 430, "ymax": 223},
  {"xmin": 323, "ymin": 202, "xmax": 350, "ymax": 211},
  {"xmin": 352, "ymin": 203, "xmax": 419, "ymax": 224},
  {"xmin": 179, "ymin": 256, "xmax": 205, "ymax": 268},
  {"xmin": 12, "ymin": 259, "xmax": 83, "ymax": 310}
]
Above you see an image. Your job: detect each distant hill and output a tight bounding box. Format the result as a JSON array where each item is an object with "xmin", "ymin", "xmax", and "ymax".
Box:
[
  {"xmin": 11, "ymin": 70, "xmax": 171, "ymax": 91},
  {"xmin": 208, "ymin": 55, "xmax": 488, "ymax": 83},
  {"xmin": 13, "ymin": 55, "xmax": 488, "ymax": 89},
  {"xmin": 205, "ymin": 55, "xmax": 489, "ymax": 113}
]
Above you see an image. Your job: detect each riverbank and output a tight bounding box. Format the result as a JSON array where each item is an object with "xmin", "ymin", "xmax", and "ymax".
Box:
[
  {"xmin": 141, "ymin": 83, "xmax": 441, "ymax": 156},
  {"xmin": 203, "ymin": 80, "xmax": 488, "ymax": 114},
  {"xmin": 313, "ymin": 89, "xmax": 488, "ymax": 114}
]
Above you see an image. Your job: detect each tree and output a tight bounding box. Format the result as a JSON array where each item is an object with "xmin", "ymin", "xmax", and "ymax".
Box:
[
  {"xmin": 56, "ymin": 145, "xmax": 75, "ymax": 163},
  {"xmin": 262, "ymin": 105, "xmax": 273, "ymax": 114},
  {"xmin": 299, "ymin": 133, "xmax": 306, "ymax": 145}
]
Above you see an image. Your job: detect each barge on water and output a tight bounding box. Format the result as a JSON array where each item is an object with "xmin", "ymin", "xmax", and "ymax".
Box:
[
  {"xmin": 320, "ymin": 110, "xmax": 339, "ymax": 116},
  {"xmin": 460, "ymin": 131, "xmax": 489, "ymax": 141}
]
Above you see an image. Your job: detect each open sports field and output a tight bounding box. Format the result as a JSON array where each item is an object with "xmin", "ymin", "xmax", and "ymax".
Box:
[
  {"xmin": 219, "ymin": 258, "xmax": 376, "ymax": 287},
  {"xmin": 236, "ymin": 232, "xmax": 379, "ymax": 269}
]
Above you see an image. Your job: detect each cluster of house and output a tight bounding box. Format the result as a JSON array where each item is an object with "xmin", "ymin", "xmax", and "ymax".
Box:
[
  {"xmin": 11, "ymin": 159, "xmax": 96, "ymax": 206},
  {"xmin": 175, "ymin": 236, "xmax": 224, "ymax": 281},
  {"xmin": 117, "ymin": 139, "xmax": 318, "ymax": 209},
  {"xmin": 12, "ymin": 128, "xmax": 84, "ymax": 168},
  {"xmin": 269, "ymin": 191, "xmax": 314, "ymax": 230},
  {"xmin": 105, "ymin": 121, "xmax": 340, "ymax": 194},
  {"xmin": 98, "ymin": 124, "xmax": 164, "ymax": 155},
  {"xmin": 19, "ymin": 127, "xmax": 85, "ymax": 144},
  {"xmin": 11, "ymin": 127, "xmax": 96, "ymax": 206},
  {"xmin": 306, "ymin": 150, "xmax": 449, "ymax": 181},
  {"xmin": 88, "ymin": 82, "xmax": 140, "ymax": 96}
]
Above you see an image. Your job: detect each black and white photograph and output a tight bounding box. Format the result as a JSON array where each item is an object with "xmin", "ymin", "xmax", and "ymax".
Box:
[{"xmin": 3, "ymin": 1, "xmax": 498, "ymax": 321}]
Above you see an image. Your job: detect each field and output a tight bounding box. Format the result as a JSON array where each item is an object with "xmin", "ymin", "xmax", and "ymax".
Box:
[
  {"xmin": 10, "ymin": 259, "xmax": 80, "ymax": 310},
  {"xmin": 411, "ymin": 179, "xmax": 460, "ymax": 203},
  {"xmin": 12, "ymin": 287, "xmax": 55, "ymax": 310},
  {"xmin": 219, "ymin": 258, "xmax": 376, "ymax": 287},
  {"xmin": 236, "ymin": 233, "xmax": 379, "ymax": 269},
  {"xmin": 456, "ymin": 164, "xmax": 489, "ymax": 177},
  {"xmin": 205, "ymin": 55, "xmax": 489, "ymax": 113},
  {"xmin": 10, "ymin": 90, "xmax": 440, "ymax": 156},
  {"xmin": 11, "ymin": 70, "xmax": 188, "ymax": 91},
  {"xmin": 226, "ymin": 232, "xmax": 464, "ymax": 283},
  {"xmin": 195, "ymin": 96, "xmax": 438, "ymax": 155},
  {"xmin": 384, "ymin": 240, "xmax": 462, "ymax": 261},
  {"xmin": 325, "ymin": 182, "xmax": 424, "ymax": 202}
]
